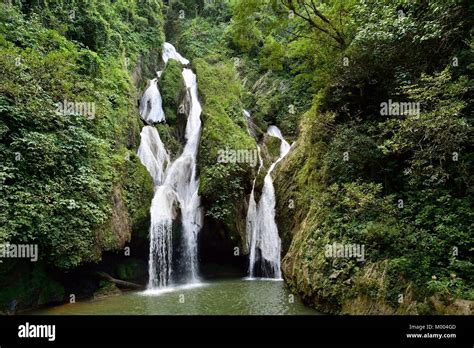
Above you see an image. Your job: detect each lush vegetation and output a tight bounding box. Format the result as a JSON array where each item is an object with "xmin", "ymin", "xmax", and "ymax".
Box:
[
  {"xmin": 156, "ymin": 58, "xmax": 186, "ymax": 157},
  {"xmin": 224, "ymin": 0, "xmax": 473, "ymax": 313},
  {"xmin": 166, "ymin": 0, "xmax": 474, "ymax": 313},
  {"xmin": 164, "ymin": 3, "xmax": 258, "ymax": 251},
  {"xmin": 0, "ymin": 0, "xmax": 472, "ymax": 315},
  {"xmin": 0, "ymin": 0, "xmax": 164, "ymax": 311}
]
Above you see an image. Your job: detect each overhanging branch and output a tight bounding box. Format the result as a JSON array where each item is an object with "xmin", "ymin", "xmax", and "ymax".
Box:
[{"xmin": 281, "ymin": 0, "xmax": 346, "ymax": 49}]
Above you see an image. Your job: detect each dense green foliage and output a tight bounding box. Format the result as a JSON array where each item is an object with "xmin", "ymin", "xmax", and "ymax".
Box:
[
  {"xmin": 160, "ymin": 0, "xmax": 472, "ymax": 313},
  {"xmin": 165, "ymin": 4, "xmax": 257, "ymax": 246},
  {"xmin": 223, "ymin": 0, "xmax": 473, "ymax": 312},
  {"xmin": 0, "ymin": 1, "xmax": 164, "ymax": 270},
  {"xmin": 195, "ymin": 58, "xmax": 255, "ymax": 226},
  {"xmin": 0, "ymin": 0, "xmax": 472, "ymax": 315},
  {"xmin": 156, "ymin": 59, "xmax": 186, "ymax": 157},
  {"xmin": 160, "ymin": 59, "xmax": 184, "ymax": 126}
]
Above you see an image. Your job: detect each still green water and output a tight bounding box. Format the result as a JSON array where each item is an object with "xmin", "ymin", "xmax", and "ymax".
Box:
[{"xmin": 32, "ymin": 278, "xmax": 319, "ymax": 315}]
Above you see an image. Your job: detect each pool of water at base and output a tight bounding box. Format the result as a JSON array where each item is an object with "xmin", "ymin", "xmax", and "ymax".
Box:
[{"xmin": 31, "ymin": 278, "xmax": 320, "ymax": 315}]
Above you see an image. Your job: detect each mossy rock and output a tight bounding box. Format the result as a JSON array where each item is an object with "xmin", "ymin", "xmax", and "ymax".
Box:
[
  {"xmin": 93, "ymin": 280, "xmax": 121, "ymax": 299},
  {"xmin": 265, "ymin": 137, "xmax": 281, "ymax": 162},
  {"xmin": 155, "ymin": 123, "xmax": 183, "ymax": 159},
  {"xmin": 116, "ymin": 258, "xmax": 144, "ymax": 282},
  {"xmin": 194, "ymin": 58, "xmax": 256, "ymax": 246},
  {"xmin": 123, "ymin": 152, "xmax": 154, "ymax": 241},
  {"xmin": 159, "ymin": 59, "xmax": 185, "ymax": 126},
  {"xmin": 0, "ymin": 262, "xmax": 64, "ymax": 313},
  {"xmin": 276, "ymin": 110, "xmax": 471, "ymax": 315}
]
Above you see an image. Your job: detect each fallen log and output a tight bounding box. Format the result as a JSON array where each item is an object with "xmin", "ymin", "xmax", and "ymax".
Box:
[{"xmin": 96, "ymin": 271, "xmax": 145, "ymax": 290}]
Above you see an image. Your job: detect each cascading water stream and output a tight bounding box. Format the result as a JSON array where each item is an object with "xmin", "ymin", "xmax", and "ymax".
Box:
[
  {"xmin": 137, "ymin": 126, "xmax": 170, "ymax": 186},
  {"xmin": 246, "ymin": 124, "xmax": 291, "ymax": 279},
  {"xmin": 156, "ymin": 68, "xmax": 203, "ymax": 285},
  {"xmin": 243, "ymin": 109, "xmax": 257, "ymax": 137},
  {"xmin": 139, "ymin": 79, "xmax": 166, "ymax": 124},
  {"xmin": 137, "ymin": 43, "xmax": 203, "ymax": 290},
  {"xmin": 162, "ymin": 42, "xmax": 190, "ymax": 65}
]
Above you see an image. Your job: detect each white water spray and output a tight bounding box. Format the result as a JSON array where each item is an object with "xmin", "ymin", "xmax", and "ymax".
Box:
[
  {"xmin": 246, "ymin": 125, "xmax": 291, "ymax": 279},
  {"xmin": 139, "ymin": 79, "xmax": 166, "ymax": 124},
  {"xmin": 162, "ymin": 42, "xmax": 190, "ymax": 65},
  {"xmin": 243, "ymin": 109, "xmax": 257, "ymax": 137},
  {"xmin": 137, "ymin": 126, "xmax": 170, "ymax": 186},
  {"xmin": 138, "ymin": 43, "xmax": 203, "ymax": 289}
]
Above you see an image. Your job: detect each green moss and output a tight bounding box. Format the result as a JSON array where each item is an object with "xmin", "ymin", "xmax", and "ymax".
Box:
[
  {"xmin": 0, "ymin": 262, "xmax": 64, "ymax": 313},
  {"xmin": 123, "ymin": 152, "xmax": 154, "ymax": 240},
  {"xmin": 94, "ymin": 280, "xmax": 121, "ymax": 299},
  {"xmin": 0, "ymin": 2, "xmax": 165, "ymax": 269},
  {"xmin": 265, "ymin": 136, "xmax": 281, "ymax": 160},
  {"xmin": 155, "ymin": 123, "xmax": 183, "ymax": 159},
  {"xmin": 116, "ymin": 258, "xmax": 142, "ymax": 281},
  {"xmin": 160, "ymin": 59, "xmax": 185, "ymax": 126},
  {"xmin": 194, "ymin": 58, "xmax": 256, "ymax": 240},
  {"xmin": 276, "ymin": 105, "xmax": 473, "ymax": 314}
]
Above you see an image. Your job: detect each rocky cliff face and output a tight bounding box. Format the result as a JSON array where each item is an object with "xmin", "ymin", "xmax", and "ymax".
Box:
[
  {"xmin": 273, "ymin": 112, "xmax": 473, "ymax": 315},
  {"xmin": 193, "ymin": 58, "xmax": 256, "ymax": 268},
  {"xmin": 0, "ymin": 48, "xmax": 160, "ymax": 313}
]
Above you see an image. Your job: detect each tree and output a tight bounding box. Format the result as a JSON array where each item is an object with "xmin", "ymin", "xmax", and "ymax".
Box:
[{"xmin": 280, "ymin": 0, "xmax": 347, "ymax": 48}]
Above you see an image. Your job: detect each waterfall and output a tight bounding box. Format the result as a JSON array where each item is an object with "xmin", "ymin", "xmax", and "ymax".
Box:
[
  {"xmin": 138, "ymin": 43, "xmax": 203, "ymax": 289},
  {"xmin": 247, "ymin": 124, "xmax": 291, "ymax": 279},
  {"xmin": 139, "ymin": 42, "xmax": 190, "ymax": 125},
  {"xmin": 243, "ymin": 109, "xmax": 257, "ymax": 137},
  {"xmin": 162, "ymin": 42, "xmax": 190, "ymax": 65},
  {"xmin": 246, "ymin": 143, "xmax": 263, "ymax": 277},
  {"xmin": 155, "ymin": 68, "xmax": 203, "ymax": 285},
  {"xmin": 137, "ymin": 126, "xmax": 170, "ymax": 186},
  {"xmin": 139, "ymin": 78, "xmax": 166, "ymax": 124}
]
